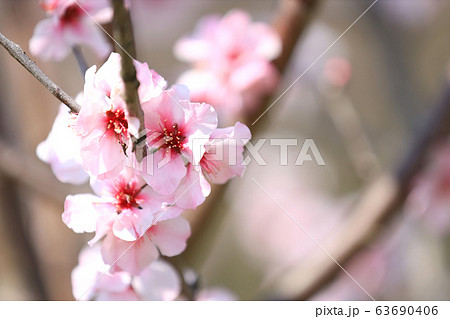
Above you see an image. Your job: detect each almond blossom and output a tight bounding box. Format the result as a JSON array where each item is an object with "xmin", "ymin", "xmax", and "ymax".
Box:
[
  {"xmin": 199, "ymin": 122, "xmax": 251, "ymax": 185},
  {"xmin": 138, "ymin": 85, "xmax": 217, "ymax": 195},
  {"xmin": 29, "ymin": 0, "xmax": 113, "ymax": 61},
  {"xmin": 72, "ymin": 245, "xmax": 181, "ymax": 301},
  {"xmin": 78, "ymin": 53, "xmax": 166, "ymax": 180},
  {"xmin": 174, "ymin": 9, "xmax": 281, "ymax": 121},
  {"xmin": 36, "ymin": 101, "xmax": 88, "ymax": 185},
  {"xmin": 101, "ymin": 216, "xmax": 190, "ymax": 275},
  {"xmin": 62, "ymin": 168, "xmax": 168, "ymax": 243},
  {"xmin": 159, "ymin": 122, "xmax": 251, "ymax": 210}
]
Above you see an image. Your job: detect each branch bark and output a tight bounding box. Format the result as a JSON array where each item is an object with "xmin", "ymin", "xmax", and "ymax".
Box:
[
  {"xmin": 0, "ymin": 32, "xmax": 81, "ymax": 113},
  {"xmin": 111, "ymin": 0, "xmax": 146, "ymax": 160},
  {"xmin": 265, "ymin": 84, "xmax": 450, "ymax": 300}
]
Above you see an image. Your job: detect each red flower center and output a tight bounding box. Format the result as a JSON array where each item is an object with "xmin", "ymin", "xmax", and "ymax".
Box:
[
  {"xmin": 160, "ymin": 122, "xmax": 186, "ymax": 153},
  {"xmin": 60, "ymin": 4, "xmax": 83, "ymax": 25},
  {"xmin": 106, "ymin": 108, "xmax": 128, "ymax": 136},
  {"xmin": 114, "ymin": 182, "xmax": 143, "ymax": 211}
]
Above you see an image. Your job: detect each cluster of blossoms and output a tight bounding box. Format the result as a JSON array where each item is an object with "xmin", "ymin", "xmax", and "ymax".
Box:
[
  {"xmin": 174, "ymin": 9, "xmax": 282, "ymax": 122},
  {"xmin": 38, "ymin": 52, "xmax": 250, "ymax": 300},
  {"xmin": 29, "ymin": 0, "xmax": 113, "ymax": 60}
]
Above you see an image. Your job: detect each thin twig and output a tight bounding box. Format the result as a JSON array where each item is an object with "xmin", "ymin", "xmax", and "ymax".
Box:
[
  {"xmin": 0, "ymin": 32, "xmax": 81, "ymax": 113},
  {"xmin": 265, "ymin": 85, "xmax": 450, "ymax": 300},
  {"xmin": 111, "ymin": 0, "xmax": 146, "ymax": 161},
  {"xmin": 72, "ymin": 45, "xmax": 88, "ymax": 76}
]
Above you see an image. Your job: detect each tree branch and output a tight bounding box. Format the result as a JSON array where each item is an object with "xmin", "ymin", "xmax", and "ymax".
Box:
[
  {"xmin": 0, "ymin": 139, "xmax": 82, "ymax": 203},
  {"xmin": 0, "ymin": 32, "xmax": 81, "ymax": 113},
  {"xmin": 272, "ymin": 0, "xmax": 320, "ymax": 74},
  {"xmin": 111, "ymin": 0, "xmax": 146, "ymax": 160},
  {"xmin": 72, "ymin": 45, "xmax": 88, "ymax": 77},
  {"xmin": 265, "ymin": 84, "xmax": 450, "ymax": 300}
]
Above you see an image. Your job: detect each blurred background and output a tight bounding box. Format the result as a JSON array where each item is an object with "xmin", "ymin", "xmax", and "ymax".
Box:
[{"xmin": 0, "ymin": 0, "xmax": 449, "ymax": 300}]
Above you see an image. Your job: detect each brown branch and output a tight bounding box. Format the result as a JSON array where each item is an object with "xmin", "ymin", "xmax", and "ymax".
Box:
[
  {"xmin": 265, "ymin": 85, "xmax": 450, "ymax": 300},
  {"xmin": 111, "ymin": 0, "xmax": 146, "ymax": 161},
  {"xmin": 245, "ymin": 0, "xmax": 320, "ymax": 128},
  {"xmin": 272, "ymin": 0, "xmax": 320, "ymax": 74},
  {"xmin": 0, "ymin": 176, "xmax": 48, "ymax": 300},
  {"xmin": 0, "ymin": 139, "xmax": 82, "ymax": 203},
  {"xmin": 0, "ymin": 32, "xmax": 81, "ymax": 113}
]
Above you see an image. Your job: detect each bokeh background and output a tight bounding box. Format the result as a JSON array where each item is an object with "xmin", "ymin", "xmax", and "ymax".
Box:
[{"xmin": 0, "ymin": 0, "xmax": 449, "ymax": 300}]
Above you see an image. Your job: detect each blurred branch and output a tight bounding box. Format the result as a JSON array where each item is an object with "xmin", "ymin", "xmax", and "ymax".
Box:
[
  {"xmin": 183, "ymin": 0, "xmax": 320, "ymax": 263},
  {"xmin": 266, "ymin": 84, "xmax": 450, "ymax": 300},
  {"xmin": 322, "ymin": 87, "xmax": 381, "ymax": 182},
  {"xmin": 272, "ymin": 0, "xmax": 320, "ymax": 74},
  {"xmin": 0, "ymin": 176, "xmax": 48, "ymax": 300},
  {"xmin": 111, "ymin": 0, "xmax": 146, "ymax": 160},
  {"xmin": 72, "ymin": 45, "xmax": 88, "ymax": 76},
  {"xmin": 0, "ymin": 32, "xmax": 81, "ymax": 113},
  {"xmin": 0, "ymin": 139, "xmax": 75, "ymax": 203},
  {"xmin": 246, "ymin": 0, "xmax": 320, "ymax": 128}
]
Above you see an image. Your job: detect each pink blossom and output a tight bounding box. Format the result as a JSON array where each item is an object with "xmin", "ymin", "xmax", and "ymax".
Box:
[
  {"xmin": 84, "ymin": 52, "xmax": 167, "ymax": 104},
  {"xmin": 132, "ymin": 259, "xmax": 181, "ymax": 301},
  {"xmin": 139, "ymin": 85, "xmax": 217, "ymax": 195},
  {"xmin": 36, "ymin": 101, "xmax": 89, "ymax": 185},
  {"xmin": 160, "ymin": 122, "xmax": 251, "ymax": 210},
  {"xmin": 200, "ymin": 122, "xmax": 251, "ymax": 184},
  {"xmin": 63, "ymin": 168, "xmax": 167, "ymax": 243},
  {"xmin": 101, "ymin": 216, "xmax": 190, "ymax": 275},
  {"xmin": 77, "ymin": 53, "xmax": 166, "ymax": 180},
  {"xmin": 174, "ymin": 10, "xmax": 281, "ymax": 121},
  {"xmin": 72, "ymin": 245, "xmax": 181, "ymax": 301},
  {"xmin": 170, "ymin": 163, "xmax": 211, "ymax": 210},
  {"xmin": 29, "ymin": 0, "xmax": 113, "ymax": 61},
  {"xmin": 72, "ymin": 244, "xmax": 137, "ymax": 301}
]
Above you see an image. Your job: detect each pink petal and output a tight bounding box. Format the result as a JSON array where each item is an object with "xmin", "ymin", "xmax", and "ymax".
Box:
[
  {"xmin": 36, "ymin": 104, "xmax": 88, "ymax": 185},
  {"xmin": 133, "ymin": 260, "xmax": 181, "ymax": 301},
  {"xmin": 101, "ymin": 233, "xmax": 159, "ymax": 275},
  {"xmin": 62, "ymin": 194, "xmax": 100, "ymax": 233},
  {"xmin": 148, "ymin": 216, "xmax": 191, "ymax": 257},
  {"xmin": 140, "ymin": 150, "xmax": 187, "ymax": 195},
  {"xmin": 174, "ymin": 164, "xmax": 211, "ymax": 210},
  {"xmin": 29, "ymin": 18, "xmax": 69, "ymax": 61},
  {"xmin": 112, "ymin": 208, "xmax": 154, "ymax": 241}
]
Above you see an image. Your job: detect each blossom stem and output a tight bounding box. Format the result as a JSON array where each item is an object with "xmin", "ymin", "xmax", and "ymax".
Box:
[
  {"xmin": 72, "ymin": 45, "xmax": 88, "ymax": 76},
  {"xmin": 111, "ymin": 0, "xmax": 146, "ymax": 161},
  {"xmin": 0, "ymin": 32, "xmax": 81, "ymax": 113}
]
